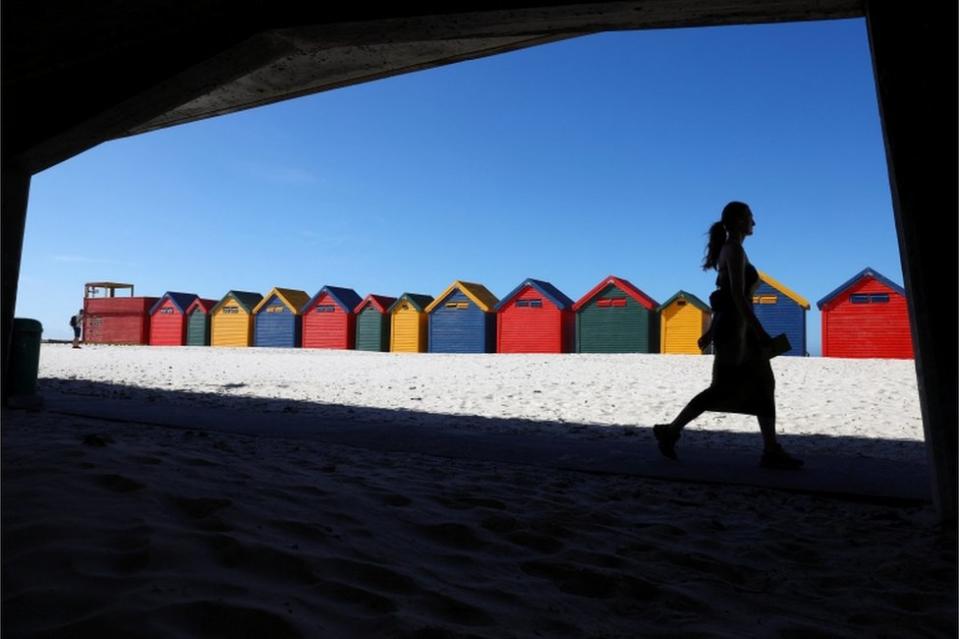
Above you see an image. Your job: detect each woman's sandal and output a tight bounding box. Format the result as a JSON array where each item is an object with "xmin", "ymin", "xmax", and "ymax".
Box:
[{"xmin": 653, "ymin": 424, "xmax": 680, "ymax": 460}]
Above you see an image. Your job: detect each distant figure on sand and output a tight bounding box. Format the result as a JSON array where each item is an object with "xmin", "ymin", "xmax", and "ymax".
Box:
[
  {"xmin": 70, "ymin": 309, "xmax": 83, "ymax": 349},
  {"xmin": 654, "ymin": 202, "xmax": 804, "ymax": 470}
]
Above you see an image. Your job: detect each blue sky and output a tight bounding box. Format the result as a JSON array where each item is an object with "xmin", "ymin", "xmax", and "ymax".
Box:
[{"xmin": 19, "ymin": 18, "xmax": 901, "ymax": 353}]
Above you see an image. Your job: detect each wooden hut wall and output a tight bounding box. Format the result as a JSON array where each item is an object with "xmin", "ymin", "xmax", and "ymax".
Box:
[
  {"xmin": 212, "ymin": 298, "xmax": 253, "ymax": 347},
  {"xmin": 356, "ymin": 305, "xmax": 390, "ymax": 352},
  {"xmin": 497, "ymin": 285, "xmax": 570, "ymax": 353},
  {"xmin": 820, "ymin": 276, "xmax": 913, "ymax": 359},
  {"xmin": 83, "ymin": 296, "xmax": 158, "ymax": 344},
  {"xmin": 752, "ymin": 280, "xmax": 806, "ymax": 356},
  {"xmin": 428, "ymin": 290, "xmax": 495, "ymax": 353},
  {"xmin": 254, "ymin": 295, "xmax": 302, "ymax": 348},
  {"xmin": 659, "ymin": 294, "xmax": 709, "ymax": 354},
  {"xmin": 391, "ymin": 300, "xmax": 428, "ymax": 352},
  {"xmin": 149, "ymin": 297, "xmax": 186, "ymax": 346},
  {"xmin": 185, "ymin": 299, "xmax": 217, "ymax": 346},
  {"xmin": 576, "ymin": 284, "xmax": 657, "ymax": 353}
]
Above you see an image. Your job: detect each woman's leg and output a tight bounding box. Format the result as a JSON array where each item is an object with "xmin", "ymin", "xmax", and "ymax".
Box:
[
  {"xmin": 757, "ymin": 411, "xmax": 777, "ymax": 450},
  {"xmin": 670, "ymin": 387, "xmax": 716, "ymax": 433}
]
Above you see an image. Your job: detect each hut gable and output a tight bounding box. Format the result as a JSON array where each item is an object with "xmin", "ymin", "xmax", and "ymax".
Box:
[
  {"xmin": 495, "ymin": 278, "xmax": 574, "ymax": 311},
  {"xmin": 355, "ymin": 294, "xmax": 397, "ymax": 314},
  {"xmin": 388, "ymin": 294, "xmax": 434, "ymax": 314},
  {"xmin": 755, "ymin": 272, "xmax": 811, "ymax": 309},
  {"xmin": 253, "ymin": 287, "xmax": 310, "ymax": 315},
  {"xmin": 816, "ymin": 267, "xmax": 906, "ymax": 310},
  {"xmin": 573, "ymin": 275, "xmax": 658, "ymax": 312},
  {"xmin": 656, "ymin": 290, "xmax": 709, "ymax": 313},
  {"xmin": 150, "ymin": 292, "xmax": 199, "ymax": 316},
  {"xmin": 212, "ymin": 291, "xmax": 264, "ymax": 315},
  {"xmin": 305, "ymin": 286, "xmax": 363, "ymax": 314},
  {"xmin": 424, "ymin": 281, "xmax": 499, "ymax": 314},
  {"xmin": 185, "ymin": 298, "xmax": 218, "ymax": 315}
]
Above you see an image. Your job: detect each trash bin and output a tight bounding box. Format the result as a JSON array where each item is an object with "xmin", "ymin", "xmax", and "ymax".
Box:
[{"xmin": 8, "ymin": 318, "xmax": 43, "ymax": 398}]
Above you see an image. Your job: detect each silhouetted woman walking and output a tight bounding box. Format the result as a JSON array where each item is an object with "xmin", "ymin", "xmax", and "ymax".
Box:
[{"xmin": 654, "ymin": 201, "xmax": 803, "ymax": 469}]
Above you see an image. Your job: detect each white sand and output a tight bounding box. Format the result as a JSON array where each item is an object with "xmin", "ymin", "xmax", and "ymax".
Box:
[
  {"xmin": 38, "ymin": 344, "xmax": 925, "ymax": 462},
  {"xmin": 5, "ymin": 345, "xmax": 950, "ymax": 637}
]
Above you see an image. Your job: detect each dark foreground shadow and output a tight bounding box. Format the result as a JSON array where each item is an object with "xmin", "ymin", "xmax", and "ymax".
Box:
[{"xmin": 34, "ymin": 376, "xmax": 930, "ymax": 505}]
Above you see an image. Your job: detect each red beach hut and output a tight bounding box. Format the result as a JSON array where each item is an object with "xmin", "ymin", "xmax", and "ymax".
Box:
[
  {"xmin": 495, "ymin": 278, "xmax": 575, "ymax": 353},
  {"xmin": 301, "ymin": 286, "xmax": 364, "ymax": 349},
  {"xmin": 816, "ymin": 267, "xmax": 914, "ymax": 359},
  {"xmin": 148, "ymin": 292, "xmax": 199, "ymax": 346}
]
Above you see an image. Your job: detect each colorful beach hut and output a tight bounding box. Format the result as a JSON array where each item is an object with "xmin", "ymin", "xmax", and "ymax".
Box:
[
  {"xmin": 425, "ymin": 281, "xmax": 499, "ymax": 353},
  {"xmin": 573, "ymin": 275, "xmax": 659, "ymax": 353},
  {"xmin": 82, "ymin": 282, "xmax": 158, "ymax": 345},
  {"xmin": 301, "ymin": 286, "xmax": 363, "ymax": 349},
  {"xmin": 252, "ymin": 287, "xmax": 310, "ymax": 348},
  {"xmin": 354, "ymin": 294, "xmax": 397, "ymax": 352},
  {"xmin": 816, "ymin": 267, "xmax": 913, "ymax": 359},
  {"xmin": 211, "ymin": 291, "xmax": 263, "ymax": 347},
  {"xmin": 752, "ymin": 271, "xmax": 809, "ymax": 357},
  {"xmin": 658, "ymin": 291, "xmax": 711, "ymax": 355},
  {"xmin": 495, "ymin": 278, "xmax": 574, "ymax": 353},
  {"xmin": 148, "ymin": 292, "xmax": 199, "ymax": 346},
  {"xmin": 185, "ymin": 297, "xmax": 218, "ymax": 346},
  {"xmin": 388, "ymin": 293, "xmax": 434, "ymax": 353}
]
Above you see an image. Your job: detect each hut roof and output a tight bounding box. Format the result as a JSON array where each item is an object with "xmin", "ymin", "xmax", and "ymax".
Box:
[
  {"xmin": 252, "ymin": 287, "xmax": 310, "ymax": 314},
  {"xmin": 388, "ymin": 293, "xmax": 435, "ymax": 313},
  {"xmin": 425, "ymin": 280, "xmax": 499, "ymax": 313},
  {"xmin": 355, "ymin": 294, "xmax": 397, "ymax": 314},
  {"xmin": 149, "ymin": 291, "xmax": 198, "ymax": 315},
  {"xmin": 573, "ymin": 275, "xmax": 658, "ymax": 312},
  {"xmin": 816, "ymin": 267, "xmax": 906, "ymax": 310},
  {"xmin": 186, "ymin": 298, "xmax": 218, "ymax": 315},
  {"xmin": 757, "ymin": 271, "xmax": 810, "ymax": 309},
  {"xmin": 212, "ymin": 290, "xmax": 264, "ymax": 315},
  {"xmin": 307, "ymin": 286, "xmax": 363, "ymax": 313},
  {"xmin": 495, "ymin": 278, "xmax": 574, "ymax": 311},
  {"xmin": 656, "ymin": 290, "xmax": 710, "ymax": 313}
]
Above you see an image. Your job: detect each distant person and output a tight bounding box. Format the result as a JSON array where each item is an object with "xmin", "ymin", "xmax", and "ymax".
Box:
[
  {"xmin": 653, "ymin": 202, "xmax": 803, "ymax": 470},
  {"xmin": 70, "ymin": 309, "xmax": 83, "ymax": 349}
]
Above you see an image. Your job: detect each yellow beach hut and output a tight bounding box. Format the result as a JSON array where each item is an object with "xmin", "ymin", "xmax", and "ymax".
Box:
[
  {"xmin": 658, "ymin": 291, "xmax": 711, "ymax": 354},
  {"xmin": 388, "ymin": 293, "xmax": 434, "ymax": 353},
  {"xmin": 210, "ymin": 290, "xmax": 264, "ymax": 347}
]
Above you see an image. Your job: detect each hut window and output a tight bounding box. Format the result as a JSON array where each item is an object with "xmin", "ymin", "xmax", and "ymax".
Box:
[
  {"xmin": 516, "ymin": 300, "xmax": 529, "ymax": 308},
  {"xmin": 851, "ymin": 293, "xmax": 890, "ymax": 304},
  {"xmin": 597, "ymin": 297, "xmax": 626, "ymax": 308},
  {"xmin": 222, "ymin": 306, "xmax": 239, "ymax": 314},
  {"xmin": 529, "ymin": 299, "xmax": 543, "ymax": 308},
  {"xmin": 677, "ymin": 300, "xmax": 687, "ymax": 307},
  {"xmin": 445, "ymin": 302, "xmax": 469, "ymax": 309},
  {"xmin": 870, "ymin": 294, "xmax": 890, "ymax": 303},
  {"xmin": 315, "ymin": 304, "xmax": 336, "ymax": 313},
  {"xmin": 266, "ymin": 305, "xmax": 286, "ymax": 313},
  {"xmin": 753, "ymin": 295, "xmax": 778, "ymax": 304},
  {"xmin": 159, "ymin": 307, "xmax": 175, "ymax": 314}
]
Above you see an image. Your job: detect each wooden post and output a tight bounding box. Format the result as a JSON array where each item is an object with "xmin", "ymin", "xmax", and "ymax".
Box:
[
  {"xmin": 865, "ymin": 1, "xmax": 958, "ymax": 522},
  {"xmin": 1, "ymin": 166, "xmax": 32, "ymax": 405}
]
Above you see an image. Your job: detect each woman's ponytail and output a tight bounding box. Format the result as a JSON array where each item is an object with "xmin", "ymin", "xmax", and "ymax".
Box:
[{"xmin": 702, "ymin": 221, "xmax": 726, "ymax": 271}]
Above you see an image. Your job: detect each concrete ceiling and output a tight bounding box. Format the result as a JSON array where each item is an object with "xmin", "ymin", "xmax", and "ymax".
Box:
[{"xmin": 3, "ymin": 1, "xmax": 862, "ymax": 172}]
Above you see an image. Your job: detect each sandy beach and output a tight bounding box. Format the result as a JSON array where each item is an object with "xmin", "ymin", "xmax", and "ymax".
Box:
[{"xmin": 2, "ymin": 345, "xmax": 954, "ymax": 637}]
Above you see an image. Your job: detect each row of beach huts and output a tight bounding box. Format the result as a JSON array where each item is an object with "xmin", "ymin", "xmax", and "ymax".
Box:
[{"xmin": 80, "ymin": 268, "xmax": 914, "ymax": 359}]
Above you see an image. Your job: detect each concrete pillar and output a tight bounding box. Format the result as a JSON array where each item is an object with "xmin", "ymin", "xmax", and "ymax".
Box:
[
  {"xmin": 1, "ymin": 166, "xmax": 31, "ymax": 405},
  {"xmin": 865, "ymin": 1, "xmax": 957, "ymax": 523}
]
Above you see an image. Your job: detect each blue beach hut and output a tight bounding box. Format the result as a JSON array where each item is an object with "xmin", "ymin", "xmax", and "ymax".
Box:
[
  {"xmin": 424, "ymin": 280, "xmax": 499, "ymax": 353},
  {"xmin": 752, "ymin": 271, "xmax": 810, "ymax": 356},
  {"xmin": 252, "ymin": 287, "xmax": 310, "ymax": 348}
]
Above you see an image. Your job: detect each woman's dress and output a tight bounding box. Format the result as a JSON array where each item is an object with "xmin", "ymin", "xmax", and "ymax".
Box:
[{"xmin": 704, "ymin": 258, "xmax": 775, "ymax": 416}]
